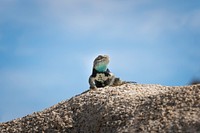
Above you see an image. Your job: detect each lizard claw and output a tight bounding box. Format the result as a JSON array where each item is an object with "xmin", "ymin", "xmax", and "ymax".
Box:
[{"xmin": 90, "ymin": 86, "xmax": 97, "ymax": 90}]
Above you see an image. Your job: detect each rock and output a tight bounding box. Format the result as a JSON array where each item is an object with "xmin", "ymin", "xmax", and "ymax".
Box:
[{"xmin": 0, "ymin": 84, "xmax": 200, "ymax": 133}]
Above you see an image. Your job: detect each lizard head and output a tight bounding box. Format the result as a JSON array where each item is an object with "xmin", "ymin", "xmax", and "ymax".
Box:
[{"xmin": 93, "ymin": 55, "xmax": 110, "ymax": 72}]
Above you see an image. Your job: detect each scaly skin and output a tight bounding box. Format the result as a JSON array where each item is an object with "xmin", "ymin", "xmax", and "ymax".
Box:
[
  {"xmin": 89, "ymin": 55, "xmax": 136, "ymax": 89},
  {"xmin": 89, "ymin": 55, "xmax": 115, "ymax": 89}
]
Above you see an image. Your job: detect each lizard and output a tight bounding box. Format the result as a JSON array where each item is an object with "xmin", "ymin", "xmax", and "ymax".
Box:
[{"xmin": 89, "ymin": 55, "xmax": 136, "ymax": 89}]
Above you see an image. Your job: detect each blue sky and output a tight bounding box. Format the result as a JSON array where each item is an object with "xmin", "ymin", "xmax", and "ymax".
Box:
[{"xmin": 0, "ymin": 0, "xmax": 200, "ymax": 122}]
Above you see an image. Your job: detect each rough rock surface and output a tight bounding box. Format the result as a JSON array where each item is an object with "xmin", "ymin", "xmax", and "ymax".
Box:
[{"xmin": 0, "ymin": 84, "xmax": 200, "ymax": 133}]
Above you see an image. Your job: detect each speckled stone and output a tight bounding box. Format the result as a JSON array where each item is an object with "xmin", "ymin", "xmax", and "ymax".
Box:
[{"xmin": 0, "ymin": 84, "xmax": 200, "ymax": 133}]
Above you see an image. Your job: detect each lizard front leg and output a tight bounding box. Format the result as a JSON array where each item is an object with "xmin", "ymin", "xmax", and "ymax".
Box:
[
  {"xmin": 89, "ymin": 76, "xmax": 97, "ymax": 89},
  {"xmin": 108, "ymin": 73, "xmax": 115, "ymax": 86}
]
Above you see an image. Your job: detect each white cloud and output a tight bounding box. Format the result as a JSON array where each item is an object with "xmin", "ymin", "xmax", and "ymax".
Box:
[
  {"xmin": 35, "ymin": 0, "xmax": 199, "ymax": 42},
  {"xmin": 1, "ymin": 0, "xmax": 199, "ymax": 41},
  {"xmin": 34, "ymin": 1, "xmax": 154, "ymax": 35}
]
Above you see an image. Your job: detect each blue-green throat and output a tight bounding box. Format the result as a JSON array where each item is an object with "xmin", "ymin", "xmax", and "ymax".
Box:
[{"xmin": 95, "ymin": 64, "xmax": 108, "ymax": 72}]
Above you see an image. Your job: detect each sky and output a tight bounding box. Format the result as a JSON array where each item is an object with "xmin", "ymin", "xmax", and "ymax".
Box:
[{"xmin": 0, "ymin": 0, "xmax": 200, "ymax": 122}]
